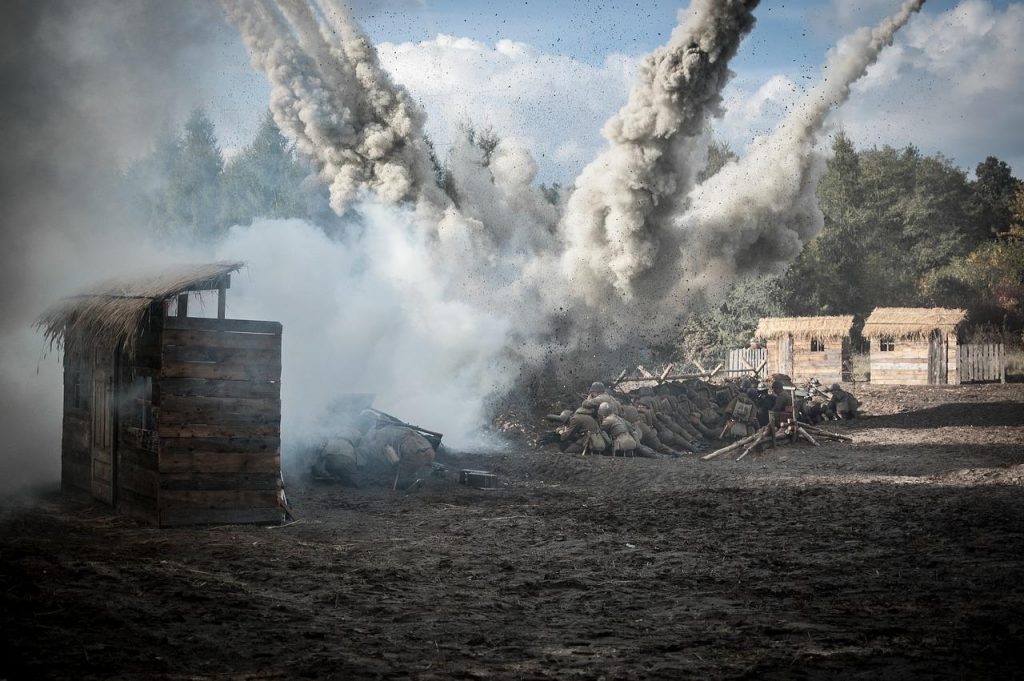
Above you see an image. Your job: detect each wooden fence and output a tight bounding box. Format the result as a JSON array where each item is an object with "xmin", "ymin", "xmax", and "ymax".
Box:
[
  {"xmin": 958, "ymin": 343, "xmax": 1005, "ymax": 384},
  {"xmin": 726, "ymin": 348, "xmax": 768, "ymax": 377}
]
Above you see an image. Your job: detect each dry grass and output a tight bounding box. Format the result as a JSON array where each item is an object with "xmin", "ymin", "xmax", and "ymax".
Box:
[
  {"xmin": 36, "ymin": 261, "xmax": 244, "ymax": 357},
  {"xmin": 755, "ymin": 315, "xmax": 854, "ymax": 340},
  {"xmin": 863, "ymin": 307, "xmax": 966, "ymax": 339}
]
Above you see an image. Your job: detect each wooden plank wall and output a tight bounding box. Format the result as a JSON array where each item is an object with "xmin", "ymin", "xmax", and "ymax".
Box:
[
  {"xmin": 61, "ymin": 349, "xmax": 92, "ymax": 495},
  {"xmin": 959, "ymin": 343, "xmax": 1005, "ymax": 383},
  {"xmin": 870, "ymin": 338, "xmax": 931, "ymax": 385},
  {"xmin": 726, "ymin": 348, "xmax": 767, "ymax": 376},
  {"xmin": 791, "ymin": 337, "xmax": 844, "ymax": 385},
  {"xmin": 156, "ymin": 316, "xmax": 283, "ymax": 526}
]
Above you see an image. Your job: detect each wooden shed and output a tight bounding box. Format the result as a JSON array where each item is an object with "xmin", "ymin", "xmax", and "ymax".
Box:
[
  {"xmin": 38, "ymin": 262, "xmax": 285, "ymax": 526},
  {"xmin": 755, "ymin": 316, "xmax": 854, "ymax": 385},
  {"xmin": 862, "ymin": 307, "xmax": 965, "ymax": 385}
]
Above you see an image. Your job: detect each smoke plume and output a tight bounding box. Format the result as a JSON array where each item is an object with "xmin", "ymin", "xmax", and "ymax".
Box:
[
  {"xmin": 559, "ymin": 0, "xmax": 759, "ymax": 303},
  {"xmin": 221, "ymin": 0, "xmax": 447, "ymax": 217},
  {"xmin": 669, "ymin": 0, "xmax": 927, "ymax": 294}
]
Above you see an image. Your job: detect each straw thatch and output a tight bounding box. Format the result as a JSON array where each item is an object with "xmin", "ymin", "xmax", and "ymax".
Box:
[
  {"xmin": 862, "ymin": 307, "xmax": 966, "ymax": 339},
  {"xmin": 36, "ymin": 261, "xmax": 244, "ymax": 357},
  {"xmin": 755, "ymin": 315, "xmax": 854, "ymax": 340}
]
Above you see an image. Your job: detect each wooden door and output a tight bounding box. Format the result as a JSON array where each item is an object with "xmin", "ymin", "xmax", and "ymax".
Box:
[
  {"xmin": 928, "ymin": 331, "xmax": 947, "ymax": 385},
  {"xmin": 778, "ymin": 335, "xmax": 793, "ymax": 376},
  {"xmin": 91, "ymin": 357, "xmax": 114, "ymax": 505}
]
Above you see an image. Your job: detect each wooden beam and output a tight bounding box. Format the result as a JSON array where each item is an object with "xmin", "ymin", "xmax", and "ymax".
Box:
[
  {"xmin": 176, "ymin": 294, "xmax": 188, "ymax": 318},
  {"xmin": 217, "ymin": 280, "xmax": 227, "ymax": 320}
]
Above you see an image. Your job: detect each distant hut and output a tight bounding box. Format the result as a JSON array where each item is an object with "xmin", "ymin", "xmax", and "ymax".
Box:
[
  {"xmin": 755, "ymin": 316, "xmax": 854, "ymax": 385},
  {"xmin": 862, "ymin": 307, "xmax": 966, "ymax": 385},
  {"xmin": 37, "ymin": 262, "xmax": 285, "ymax": 526}
]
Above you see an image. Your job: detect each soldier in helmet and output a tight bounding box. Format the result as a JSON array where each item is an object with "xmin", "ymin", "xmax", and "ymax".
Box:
[
  {"xmin": 828, "ymin": 383, "xmax": 860, "ymax": 420},
  {"xmin": 598, "ymin": 402, "xmax": 638, "ymax": 456}
]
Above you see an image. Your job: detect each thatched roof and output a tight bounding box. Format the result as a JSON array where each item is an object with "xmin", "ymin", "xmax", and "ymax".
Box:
[
  {"xmin": 755, "ymin": 315, "xmax": 854, "ymax": 340},
  {"xmin": 37, "ymin": 261, "xmax": 244, "ymax": 356},
  {"xmin": 862, "ymin": 307, "xmax": 966, "ymax": 339}
]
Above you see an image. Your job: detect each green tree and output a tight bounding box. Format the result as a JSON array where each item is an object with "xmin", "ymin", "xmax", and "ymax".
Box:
[
  {"xmin": 972, "ymin": 156, "xmax": 1021, "ymax": 240},
  {"xmin": 221, "ymin": 111, "xmax": 308, "ymax": 226},
  {"xmin": 172, "ymin": 108, "xmax": 225, "ymax": 239}
]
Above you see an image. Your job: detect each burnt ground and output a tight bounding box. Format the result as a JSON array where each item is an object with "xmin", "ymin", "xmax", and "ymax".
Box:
[{"xmin": 2, "ymin": 385, "xmax": 1023, "ymax": 680}]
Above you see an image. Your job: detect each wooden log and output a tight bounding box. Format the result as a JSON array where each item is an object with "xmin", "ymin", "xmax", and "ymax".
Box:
[
  {"xmin": 736, "ymin": 435, "xmax": 767, "ymax": 461},
  {"xmin": 702, "ymin": 428, "xmax": 765, "ymax": 461},
  {"xmin": 797, "ymin": 427, "xmax": 820, "ymax": 446},
  {"xmin": 163, "ymin": 328, "xmax": 281, "ymax": 351}
]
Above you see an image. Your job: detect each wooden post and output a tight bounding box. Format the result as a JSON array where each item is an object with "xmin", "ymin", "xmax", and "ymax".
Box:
[
  {"xmin": 217, "ymin": 281, "xmax": 227, "ymax": 320},
  {"xmin": 176, "ymin": 293, "xmax": 188, "ymax": 318},
  {"xmin": 1000, "ymin": 343, "xmax": 1006, "ymax": 384}
]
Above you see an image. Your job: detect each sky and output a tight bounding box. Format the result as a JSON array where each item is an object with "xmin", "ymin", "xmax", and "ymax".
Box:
[{"xmin": 202, "ymin": 0, "xmax": 1024, "ymax": 185}]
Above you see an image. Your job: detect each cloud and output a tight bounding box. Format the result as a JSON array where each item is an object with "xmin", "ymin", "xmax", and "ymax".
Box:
[
  {"xmin": 716, "ymin": 0, "xmax": 1024, "ymax": 175},
  {"xmin": 375, "ymin": 34, "xmax": 637, "ymax": 182}
]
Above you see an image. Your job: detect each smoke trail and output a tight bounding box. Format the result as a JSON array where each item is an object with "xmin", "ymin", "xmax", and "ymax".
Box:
[
  {"xmin": 559, "ymin": 0, "xmax": 759, "ymax": 304},
  {"xmin": 668, "ymin": 0, "xmax": 927, "ymax": 296},
  {"xmin": 222, "ymin": 0, "xmax": 446, "ymax": 217}
]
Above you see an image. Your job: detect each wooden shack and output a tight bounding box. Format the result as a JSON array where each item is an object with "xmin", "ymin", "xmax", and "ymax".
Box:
[
  {"xmin": 862, "ymin": 307, "xmax": 965, "ymax": 385},
  {"xmin": 755, "ymin": 316, "xmax": 854, "ymax": 385},
  {"xmin": 37, "ymin": 262, "xmax": 285, "ymax": 526}
]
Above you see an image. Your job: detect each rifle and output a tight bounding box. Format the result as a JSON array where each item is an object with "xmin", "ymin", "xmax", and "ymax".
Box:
[{"xmin": 366, "ymin": 407, "xmax": 444, "ymax": 450}]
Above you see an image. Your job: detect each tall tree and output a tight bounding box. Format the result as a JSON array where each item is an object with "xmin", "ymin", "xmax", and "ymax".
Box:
[
  {"xmin": 221, "ymin": 111, "xmax": 308, "ymax": 226},
  {"xmin": 972, "ymin": 156, "xmax": 1021, "ymax": 240},
  {"xmin": 172, "ymin": 108, "xmax": 225, "ymax": 239}
]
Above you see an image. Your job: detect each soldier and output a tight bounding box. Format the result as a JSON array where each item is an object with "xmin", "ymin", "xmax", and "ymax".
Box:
[
  {"xmin": 311, "ymin": 426, "xmax": 363, "ymax": 483},
  {"xmin": 356, "ymin": 412, "xmax": 437, "ymax": 489},
  {"xmin": 622, "ymin": 403, "xmax": 681, "ymax": 457},
  {"xmin": 828, "ymin": 383, "xmax": 860, "ymax": 420},
  {"xmin": 598, "ymin": 402, "xmax": 638, "ymax": 456},
  {"xmin": 753, "ymin": 382, "xmax": 775, "ymax": 427}
]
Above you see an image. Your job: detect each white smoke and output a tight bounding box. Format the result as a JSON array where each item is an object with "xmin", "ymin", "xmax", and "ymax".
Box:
[
  {"xmin": 559, "ymin": 0, "xmax": 759, "ymax": 304},
  {"xmin": 221, "ymin": 0, "xmax": 446, "ymax": 217},
  {"xmin": 215, "ymin": 0, "xmax": 925, "ymax": 441},
  {"xmin": 671, "ymin": 0, "xmax": 927, "ymax": 290}
]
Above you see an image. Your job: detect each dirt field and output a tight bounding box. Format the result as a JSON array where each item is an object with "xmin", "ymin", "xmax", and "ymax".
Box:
[{"xmin": 2, "ymin": 384, "xmax": 1023, "ymax": 679}]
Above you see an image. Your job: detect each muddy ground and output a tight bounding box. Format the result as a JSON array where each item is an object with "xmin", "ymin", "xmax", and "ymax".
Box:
[{"xmin": 2, "ymin": 384, "xmax": 1023, "ymax": 679}]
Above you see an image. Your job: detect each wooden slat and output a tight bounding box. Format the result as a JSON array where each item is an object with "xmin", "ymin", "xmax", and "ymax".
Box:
[
  {"xmin": 160, "ymin": 472, "xmax": 280, "ymax": 491},
  {"xmin": 159, "ymin": 450, "xmax": 281, "ymax": 474},
  {"xmin": 159, "ymin": 394, "xmax": 280, "ymax": 418},
  {"xmin": 160, "ymin": 507, "xmax": 282, "ymax": 527},
  {"xmin": 163, "ymin": 316, "xmax": 282, "ymax": 335},
  {"xmin": 157, "ymin": 422, "xmax": 280, "ymax": 439},
  {"xmin": 157, "ymin": 410, "xmax": 280, "ymax": 428},
  {"xmin": 163, "ymin": 328, "xmax": 281, "ymax": 351},
  {"xmin": 160, "ymin": 436, "xmax": 281, "ymax": 456},
  {"xmin": 160, "ymin": 489, "xmax": 280, "ymax": 510},
  {"xmin": 159, "ymin": 361, "xmax": 281, "ymax": 382},
  {"xmin": 162, "ymin": 345, "xmax": 281, "ymax": 366},
  {"xmin": 157, "ymin": 378, "xmax": 280, "ymax": 400}
]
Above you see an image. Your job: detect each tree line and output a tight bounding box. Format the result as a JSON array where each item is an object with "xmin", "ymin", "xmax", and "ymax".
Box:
[{"xmin": 124, "ymin": 109, "xmax": 1023, "ymax": 354}]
